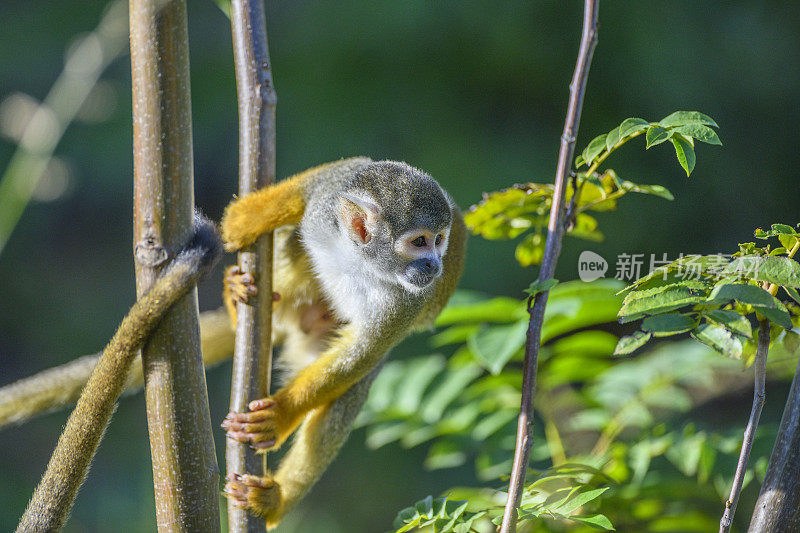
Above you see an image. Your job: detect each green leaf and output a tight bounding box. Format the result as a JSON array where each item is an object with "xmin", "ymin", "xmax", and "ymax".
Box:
[
  {"xmin": 524, "ymin": 278, "xmax": 559, "ymax": 298},
  {"xmin": 515, "ymin": 232, "xmax": 545, "ymax": 266},
  {"xmin": 436, "ymin": 296, "xmax": 526, "ymax": 326},
  {"xmin": 659, "ymin": 111, "xmax": 719, "ymax": 128},
  {"xmin": 641, "ymin": 313, "xmax": 697, "ymax": 337},
  {"xmin": 553, "ymin": 487, "xmax": 610, "ymax": 514},
  {"xmin": 672, "ymin": 124, "xmax": 722, "ymax": 145},
  {"xmin": 706, "ymin": 309, "xmax": 753, "ymax": 338},
  {"xmin": 571, "ymin": 514, "xmax": 616, "ymax": 530},
  {"xmin": 617, "ymin": 117, "xmax": 650, "ymax": 138},
  {"xmin": 785, "ymin": 286, "xmax": 800, "ymax": 304},
  {"xmin": 692, "ymin": 323, "xmax": 743, "ymax": 359},
  {"xmin": 619, "ymin": 283, "xmax": 706, "ymax": 321},
  {"xmin": 670, "ymin": 134, "xmax": 696, "ymax": 176},
  {"xmin": 467, "ymin": 320, "xmax": 529, "ymax": 374},
  {"xmin": 724, "ymin": 255, "xmax": 800, "ymax": 287},
  {"xmin": 783, "ymin": 330, "xmax": 800, "ymax": 355},
  {"xmin": 708, "ymin": 283, "xmax": 793, "ymax": 328},
  {"xmin": 582, "ymin": 134, "xmax": 608, "ymax": 166},
  {"xmin": 645, "ymin": 126, "xmax": 672, "ymax": 148},
  {"xmin": 605, "ymin": 126, "xmax": 622, "ymax": 151},
  {"xmin": 779, "ymin": 234, "xmax": 799, "ymax": 250},
  {"xmin": 772, "ymin": 223, "xmax": 798, "ymax": 235},
  {"xmin": 621, "ymin": 181, "xmax": 675, "ymax": 200},
  {"xmin": 614, "ymin": 331, "xmax": 652, "ymax": 355}
]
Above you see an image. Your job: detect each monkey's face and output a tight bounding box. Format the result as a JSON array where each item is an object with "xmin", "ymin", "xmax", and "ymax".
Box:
[
  {"xmin": 337, "ymin": 193, "xmax": 451, "ymax": 293},
  {"xmin": 393, "ymin": 227, "xmax": 450, "ymax": 292}
]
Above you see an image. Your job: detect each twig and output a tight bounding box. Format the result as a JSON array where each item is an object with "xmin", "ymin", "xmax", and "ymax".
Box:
[
  {"xmin": 499, "ymin": 2, "xmax": 599, "ymax": 532},
  {"xmin": 227, "ymin": 0, "xmax": 277, "ymax": 531},
  {"xmin": 130, "ymin": 0, "xmax": 220, "ymax": 529},
  {"xmin": 720, "ymin": 320, "xmax": 770, "ymax": 532}
]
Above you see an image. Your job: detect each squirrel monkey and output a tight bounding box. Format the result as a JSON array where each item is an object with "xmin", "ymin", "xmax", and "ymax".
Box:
[{"xmin": 220, "ymin": 157, "xmax": 466, "ymax": 527}]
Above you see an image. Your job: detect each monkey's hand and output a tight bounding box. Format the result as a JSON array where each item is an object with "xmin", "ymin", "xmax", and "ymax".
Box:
[
  {"xmin": 222, "ymin": 265, "xmax": 281, "ymax": 328},
  {"xmin": 222, "ymin": 396, "xmax": 300, "ymax": 452},
  {"xmin": 224, "ymin": 473, "xmax": 284, "ymax": 527}
]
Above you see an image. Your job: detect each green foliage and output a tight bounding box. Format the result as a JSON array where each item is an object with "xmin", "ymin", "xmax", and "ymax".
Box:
[
  {"xmin": 465, "ymin": 112, "xmax": 719, "ymax": 266},
  {"xmin": 391, "ymin": 495, "xmax": 486, "ymax": 533},
  {"xmin": 615, "ymin": 223, "xmax": 800, "ymax": 357},
  {"xmin": 391, "ymin": 465, "xmax": 615, "ymax": 532},
  {"xmin": 367, "ymin": 274, "xmax": 783, "ymax": 531}
]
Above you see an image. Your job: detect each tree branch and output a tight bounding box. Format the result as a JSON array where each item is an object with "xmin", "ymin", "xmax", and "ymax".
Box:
[
  {"xmin": 0, "ymin": 308, "xmax": 234, "ymax": 430},
  {"xmin": 227, "ymin": 0, "xmax": 277, "ymax": 531},
  {"xmin": 130, "ymin": 0, "xmax": 220, "ymax": 529},
  {"xmin": 719, "ymin": 320, "xmax": 769, "ymax": 532},
  {"xmin": 499, "ymin": 2, "xmax": 599, "ymax": 531}
]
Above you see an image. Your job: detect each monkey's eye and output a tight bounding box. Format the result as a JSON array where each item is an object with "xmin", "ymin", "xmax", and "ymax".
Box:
[
  {"xmin": 435, "ymin": 234, "xmax": 443, "ymax": 246},
  {"xmin": 411, "ymin": 236, "xmax": 427, "ymax": 247}
]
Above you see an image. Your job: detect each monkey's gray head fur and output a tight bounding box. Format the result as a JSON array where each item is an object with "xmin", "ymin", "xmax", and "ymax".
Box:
[{"xmin": 339, "ymin": 161, "xmax": 454, "ymax": 292}]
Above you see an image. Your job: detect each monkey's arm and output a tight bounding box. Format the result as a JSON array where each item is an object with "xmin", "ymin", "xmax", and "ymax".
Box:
[
  {"xmin": 223, "ymin": 320, "xmax": 403, "ymax": 450},
  {"xmin": 221, "ymin": 157, "xmax": 370, "ymax": 251}
]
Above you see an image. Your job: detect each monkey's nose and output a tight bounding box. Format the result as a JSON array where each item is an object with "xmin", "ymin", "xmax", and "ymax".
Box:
[{"xmin": 417, "ymin": 257, "xmax": 441, "ymax": 277}]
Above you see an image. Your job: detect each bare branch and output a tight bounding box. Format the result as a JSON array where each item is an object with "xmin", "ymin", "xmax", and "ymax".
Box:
[
  {"xmin": 719, "ymin": 320, "xmax": 770, "ymax": 532},
  {"xmin": 130, "ymin": 0, "xmax": 220, "ymax": 529},
  {"xmin": 499, "ymin": 2, "xmax": 599, "ymax": 531},
  {"xmin": 227, "ymin": 0, "xmax": 277, "ymax": 531}
]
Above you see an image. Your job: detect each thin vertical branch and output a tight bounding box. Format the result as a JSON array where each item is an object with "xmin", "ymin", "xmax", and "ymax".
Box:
[
  {"xmin": 748, "ymin": 336, "xmax": 800, "ymax": 531},
  {"xmin": 226, "ymin": 0, "xmax": 277, "ymax": 531},
  {"xmin": 499, "ymin": 2, "xmax": 599, "ymax": 532},
  {"xmin": 719, "ymin": 320, "xmax": 769, "ymax": 532},
  {"xmin": 130, "ymin": 0, "xmax": 220, "ymax": 530}
]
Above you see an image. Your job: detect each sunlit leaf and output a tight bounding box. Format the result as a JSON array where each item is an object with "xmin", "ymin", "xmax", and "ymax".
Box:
[
  {"xmin": 691, "ymin": 323, "xmax": 743, "ymax": 359},
  {"xmin": 645, "ymin": 126, "xmax": 672, "ymax": 149},
  {"xmin": 707, "ymin": 283, "xmax": 793, "ymax": 328},
  {"xmin": 705, "ymin": 309, "xmax": 753, "ymax": 338},
  {"xmin": 670, "ymin": 133, "xmax": 696, "ymax": 176},
  {"xmin": 614, "ymin": 331, "xmax": 652, "ymax": 355},
  {"xmin": 672, "ymin": 124, "xmax": 722, "ymax": 145},
  {"xmin": 659, "ymin": 110, "xmax": 719, "ymax": 128},
  {"xmin": 582, "ymin": 133, "xmax": 608, "ymax": 166},
  {"xmin": 617, "ymin": 117, "xmax": 650, "ymax": 138}
]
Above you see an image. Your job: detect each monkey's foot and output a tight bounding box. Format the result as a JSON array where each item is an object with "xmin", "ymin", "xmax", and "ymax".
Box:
[
  {"xmin": 224, "ymin": 473, "xmax": 284, "ymax": 526},
  {"xmin": 224, "ymin": 265, "xmax": 259, "ymax": 304},
  {"xmin": 222, "ymin": 397, "xmax": 290, "ymax": 452}
]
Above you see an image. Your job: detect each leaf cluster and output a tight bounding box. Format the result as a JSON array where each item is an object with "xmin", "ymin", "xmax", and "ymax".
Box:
[
  {"xmin": 615, "ymin": 223, "xmax": 800, "ymax": 360},
  {"xmin": 464, "ymin": 112, "xmax": 720, "ymax": 266}
]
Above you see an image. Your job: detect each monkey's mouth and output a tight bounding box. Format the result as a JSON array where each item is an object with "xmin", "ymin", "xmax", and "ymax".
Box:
[{"xmin": 399, "ymin": 270, "xmax": 436, "ymax": 292}]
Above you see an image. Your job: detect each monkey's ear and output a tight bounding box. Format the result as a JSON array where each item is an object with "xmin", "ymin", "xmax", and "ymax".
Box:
[{"xmin": 340, "ymin": 192, "xmax": 382, "ymax": 244}]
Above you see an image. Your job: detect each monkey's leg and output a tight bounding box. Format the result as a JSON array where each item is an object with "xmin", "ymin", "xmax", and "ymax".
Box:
[{"xmin": 224, "ymin": 366, "xmax": 379, "ymax": 528}]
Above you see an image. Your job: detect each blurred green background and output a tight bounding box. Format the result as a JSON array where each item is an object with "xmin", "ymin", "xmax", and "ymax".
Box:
[{"xmin": 1, "ymin": 1, "xmax": 798, "ymax": 531}]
